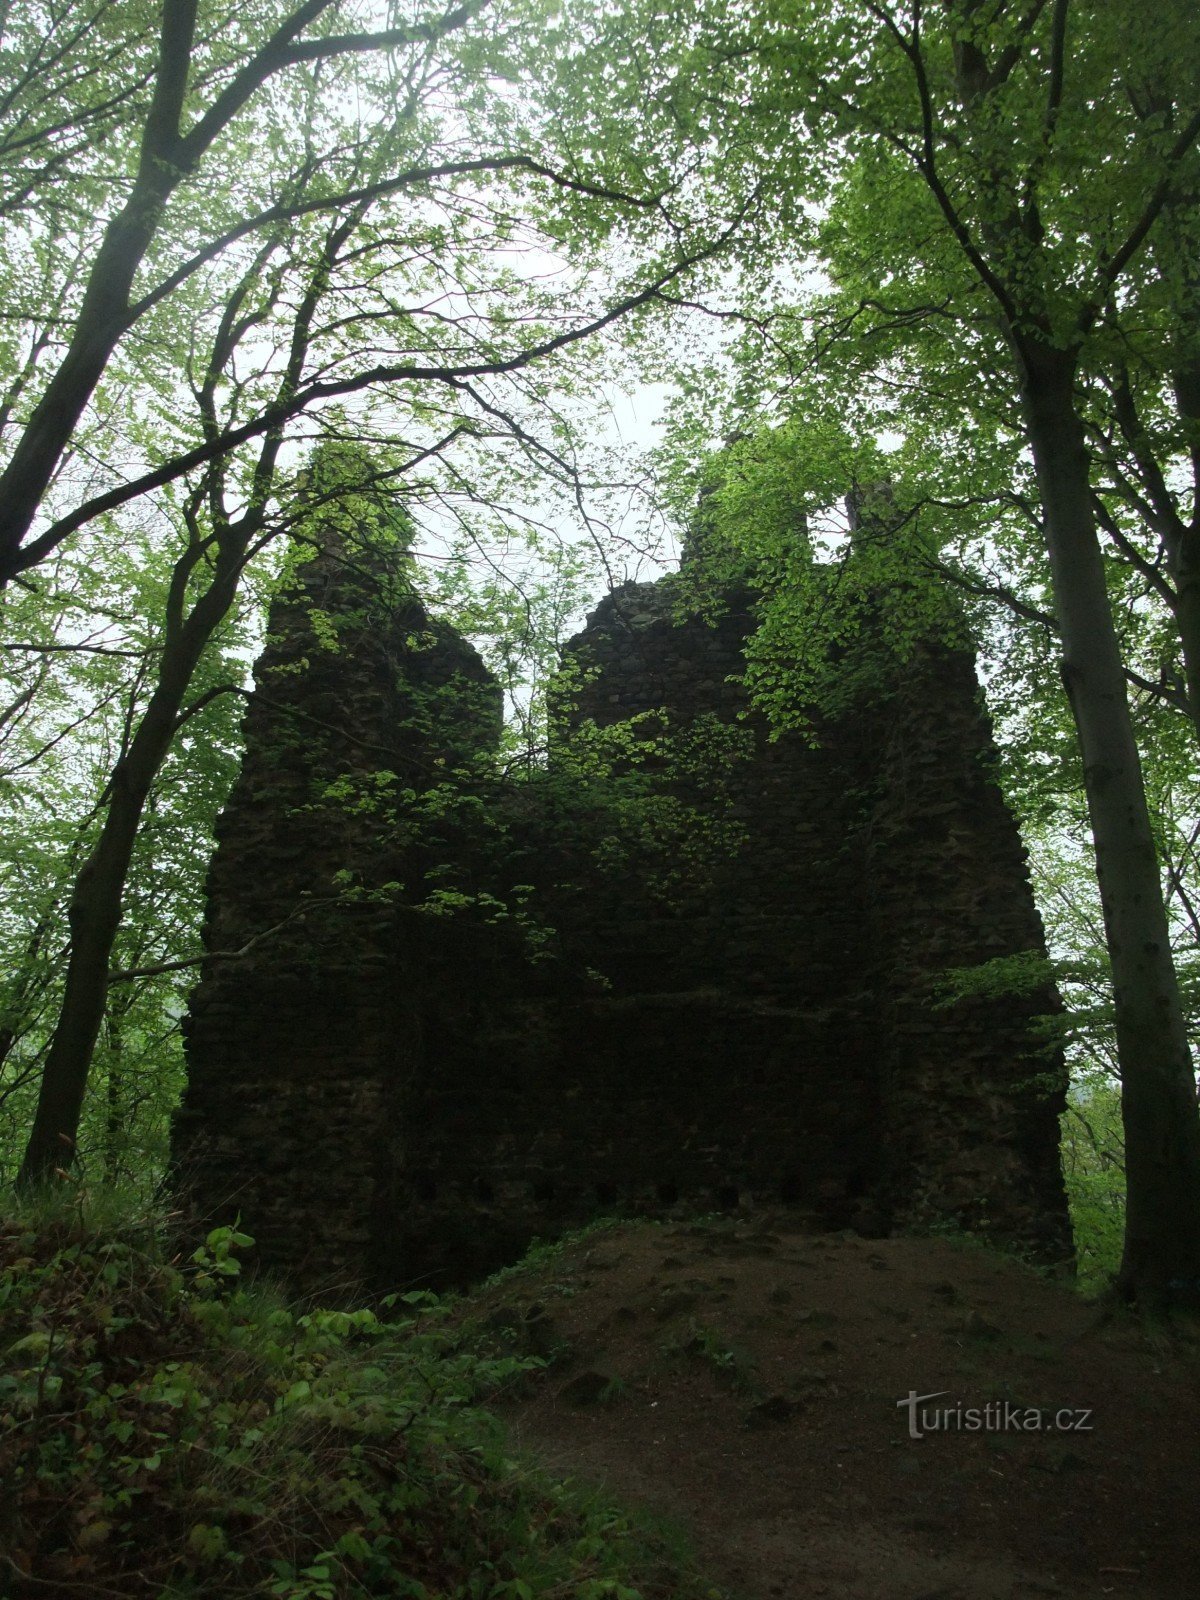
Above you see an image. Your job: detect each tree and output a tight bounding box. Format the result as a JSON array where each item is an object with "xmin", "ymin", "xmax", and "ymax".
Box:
[
  {"xmin": 654, "ymin": 0, "xmax": 1200, "ymax": 1302},
  {"xmin": 3, "ymin": 0, "xmax": 750, "ymax": 1186},
  {"xmin": 0, "ymin": 0, "xmax": 750, "ymax": 586},
  {"xmin": 0, "ymin": 531, "xmax": 248, "ymax": 1188}
]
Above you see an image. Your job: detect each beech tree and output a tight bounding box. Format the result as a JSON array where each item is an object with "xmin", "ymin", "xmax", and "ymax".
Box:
[
  {"xmin": 0, "ymin": 0, "xmax": 738, "ymax": 589},
  {"xmin": 2, "ymin": 0, "xmax": 747, "ymax": 1186},
  {"xmin": 650, "ymin": 0, "xmax": 1200, "ymax": 1302}
]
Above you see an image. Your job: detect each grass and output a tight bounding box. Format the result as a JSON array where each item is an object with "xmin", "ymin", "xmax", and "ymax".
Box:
[
  {"xmin": 662, "ymin": 1319, "xmax": 758, "ymax": 1394},
  {"xmin": 475, "ymin": 1216, "xmax": 635, "ymax": 1295},
  {"xmin": 0, "ymin": 1190, "xmax": 724, "ymax": 1600}
]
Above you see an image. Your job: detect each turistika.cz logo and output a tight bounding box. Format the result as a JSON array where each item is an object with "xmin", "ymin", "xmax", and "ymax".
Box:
[{"xmin": 897, "ymin": 1390, "xmax": 1094, "ymax": 1441}]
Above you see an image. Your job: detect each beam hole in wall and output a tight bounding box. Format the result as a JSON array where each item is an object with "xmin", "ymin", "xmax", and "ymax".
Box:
[
  {"xmin": 715, "ymin": 1183, "xmax": 739, "ymax": 1211},
  {"xmin": 530, "ymin": 1178, "xmax": 555, "ymax": 1205},
  {"xmin": 473, "ymin": 1177, "xmax": 494, "ymax": 1204},
  {"xmin": 596, "ymin": 1181, "xmax": 618, "ymax": 1207},
  {"xmin": 656, "ymin": 1180, "xmax": 679, "ymax": 1206},
  {"xmin": 779, "ymin": 1175, "xmax": 802, "ymax": 1204}
]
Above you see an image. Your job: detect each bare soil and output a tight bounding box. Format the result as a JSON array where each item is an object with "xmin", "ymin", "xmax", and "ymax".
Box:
[{"xmin": 470, "ymin": 1217, "xmax": 1200, "ymax": 1600}]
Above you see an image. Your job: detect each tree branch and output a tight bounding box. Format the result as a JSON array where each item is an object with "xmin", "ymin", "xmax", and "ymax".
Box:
[
  {"xmin": 172, "ymin": 683, "xmax": 250, "ymax": 734},
  {"xmin": 106, "ymin": 898, "xmax": 334, "ymax": 987},
  {"xmin": 1082, "ymin": 107, "xmax": 1200, "ymax": 331},
  {"xmin": 128, "ymin": 154, "xmax": 663, "ymax": 322},
  {"xmin": 865, "ymin": 1, "xmax": 1021, "ymax": 325},
  {"xmin": 177, "ymin": 1, "xmax": 487, "ymax": 167},
  {"xmin": 9, "ymin": 218, "xmax": 742, "ymax": 578}
]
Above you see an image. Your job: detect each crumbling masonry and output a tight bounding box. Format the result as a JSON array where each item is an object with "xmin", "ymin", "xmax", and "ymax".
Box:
[{"xmin": 174, "ymin": 513, "xmax": 1072, "ymax": 1294}]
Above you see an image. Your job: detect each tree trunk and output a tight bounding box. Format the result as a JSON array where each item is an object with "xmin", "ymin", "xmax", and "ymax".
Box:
[
  {"xmin": 17, "ymin": 698, "xmax": 178, "ymax": 1187},
  {"xmin": 1172, "ymin": 521, "xmax": 1200, "ymax": 742},
  {"xmin": 15, "ymin": 573, "xmax": 231, "ymax": 1189},
  {"xmin": 0, "ymin": 207, "xmax": 168, "ymax": 580},
  {"xmin": 1169, "ymin": 365, "xmax": 1200, "ymax": 741},
  {"xmin": 0, "ymin": 1, "xmax": 198, "ymax": 585},
  {"xmin": 103, "ymin": 1011, "xmax": 125, "ymax": 1188},
  {"xmin": 1021, "ymin": 341, "xmax": 1200, "ymax": 1305}
]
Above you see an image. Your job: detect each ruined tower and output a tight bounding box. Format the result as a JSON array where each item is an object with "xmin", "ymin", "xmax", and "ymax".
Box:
[
  {"xmin": 173, "ymin": 461, "xmax": 501, "ymax": 1289},
  {"xmin": 175, "ymin": 494, "xmax": 1071, "ymax": 1293}
]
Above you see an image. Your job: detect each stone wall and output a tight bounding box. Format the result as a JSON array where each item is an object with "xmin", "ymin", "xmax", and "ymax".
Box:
[
  {"xmin": 863, "ymin": 639, "xmax": 1069, "ymax": 1249},
  {"xmin": 174, "ymin": 527, "xmax": 1071, "ymax": 1294},
  {"xmin": 173, "ymin": 517, "xmax": 501, "ymax": 1293},
  {"xmin": 536, "ymin": 578, "xmax": 1067, "ymax": 1259}
]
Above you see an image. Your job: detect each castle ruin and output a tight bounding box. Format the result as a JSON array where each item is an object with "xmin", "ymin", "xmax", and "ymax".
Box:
[{"xmin": 173, "ymin": 499, "xmax": 1071, "ymax": 1293}]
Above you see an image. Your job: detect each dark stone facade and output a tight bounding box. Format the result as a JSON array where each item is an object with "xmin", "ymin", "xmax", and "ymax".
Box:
[
  {"xmin": 174, "ymin": 522, "xmax": 1072, "ymax": 1295},
  {"xmin": 174, "ymin": 517, "xmax": 502, "ymax": 1293}
]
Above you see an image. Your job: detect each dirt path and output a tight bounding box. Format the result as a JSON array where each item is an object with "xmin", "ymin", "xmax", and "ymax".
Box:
[{"xmin": 470, "ymin": 1218, "xmax": 1200, "ymax": 1600}]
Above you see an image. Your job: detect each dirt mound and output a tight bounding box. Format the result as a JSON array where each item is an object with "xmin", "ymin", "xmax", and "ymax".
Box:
[{"xmin": 470, "ymin": 1217, "xmax": 1200, "ymax": 1600}]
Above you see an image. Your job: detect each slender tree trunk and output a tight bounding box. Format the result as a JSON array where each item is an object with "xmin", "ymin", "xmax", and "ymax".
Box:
[
  {"xmin": 0, "ymin": 1, "xmax": 199, "ymax": 584},
  {"xmin": 15, "ymin": 572, "xmax": 233, "ymax": 1189},
  {"xmin": 1020, "ymin": 341, "xmax": 1200, "ymax": 1304},
  {"xmin": 16, "ymin": 184, "xmax": 319, "ymax": 1182},
  {"xmin": 0, "ymin": 209, "xmax": 168, "ymax": 578},
  {"xmin": 1169, "ymin": 366, "xmax": 1200, "ymax": 741},
  {"xmin": 1172, "ymin": 522, "xmax": 1200, "ymax": 741},
  {"xmin": 17, "ymin": 696, "xmax": 180, "ymax": 1186},
  {"xmin": 103, "ymin": 1011, "xmax": 125, "ymax": 1187}
]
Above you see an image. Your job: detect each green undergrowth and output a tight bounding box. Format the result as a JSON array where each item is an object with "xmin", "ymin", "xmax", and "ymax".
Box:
[
  {"xmin": 0, "ymin": 1197, "xmax": 722, "ymax": 1600},
  {"xmin": 476, "ymin": 1217, "xmax": 635, "ymax": 1294}
]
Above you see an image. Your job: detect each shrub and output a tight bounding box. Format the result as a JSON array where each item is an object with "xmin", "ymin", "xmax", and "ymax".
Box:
[{"xmin": 0, "ymin": 1199, "xmax": 719, "ymax": 1599}]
